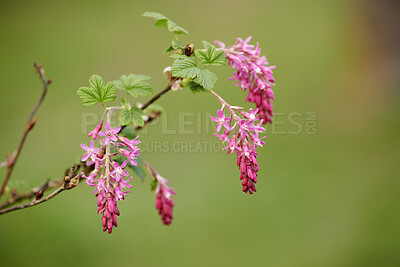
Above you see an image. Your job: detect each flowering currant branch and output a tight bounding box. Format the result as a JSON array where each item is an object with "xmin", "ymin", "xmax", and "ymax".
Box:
[
  {"xmin": 0, "ymin": 81, "xmax": 168, "ymax": 217},
  {"xmin": 0, "ymin": 63, "xmax": 51, "ymax": 200},
  {"xmin": 0, "ymin": 12, "xmax": 277, "ymax": 235}
]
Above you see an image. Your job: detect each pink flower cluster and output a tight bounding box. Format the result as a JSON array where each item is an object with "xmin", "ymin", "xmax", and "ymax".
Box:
[
  {"xmin": 154, "ymin": 175, "xmax": 176, "ymax": 225},
  {"xmin": 215, "ymin": 37, "xmax": 276, "ymax": 124},
  {"xmin": 81, "ymin": 120, "xmax": 140, "ymax": 234},
  {"xmin": 144, "ymin": 161, "xmax": 176, "ymax": 225},
  {"xmin": 211, "ymin": 103, "xmax": 266, "ymax": 194}
]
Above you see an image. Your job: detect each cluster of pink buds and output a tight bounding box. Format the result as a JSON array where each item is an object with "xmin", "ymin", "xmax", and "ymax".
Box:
[
  {"xmin": 210, "ymin": 91, "xmax": 266, "ymax": 194},
  {"xmin": 155, "ymin": 175, "xmax": 176, "ymax": 225},
  {"xmin": 81, "ymin": 116, "xmax": 140, "ymax": 234},
  {"xmin": 144, "ymin": 161, "xmax": 176, "ymax": 225},
  {"xmin": 215, "ymin": 36, "xmax": 276, "ymax": 124}
]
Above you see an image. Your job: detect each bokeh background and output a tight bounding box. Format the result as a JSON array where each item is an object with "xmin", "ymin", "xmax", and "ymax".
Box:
[{"xmin": 0, "ymin": 0, "xmax": 399, "ymax": 266}]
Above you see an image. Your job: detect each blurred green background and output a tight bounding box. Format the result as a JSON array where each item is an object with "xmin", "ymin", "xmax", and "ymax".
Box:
[{"xmin": 0, "ymin": 0, "xmax": 399, "ymax": 266}]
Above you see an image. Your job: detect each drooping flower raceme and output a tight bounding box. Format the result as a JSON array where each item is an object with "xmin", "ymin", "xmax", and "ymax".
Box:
[
  {"xmin": 81, "ymin": 116, "xmax": 140, "ymax": 234},
  {"xmin": 143, "ymin": 161, "xmax": 176, "ymax": 225},
  {"xmin": 215, "ymin": 37, "xmax": 276, "ymax": 124},
  {"xmin": 210, "ymin": 91, "xmax": 266, "ymax": 194},
  {"xmin": 154, "ymin": 175, "xmax": 176, "ymax": 225}
]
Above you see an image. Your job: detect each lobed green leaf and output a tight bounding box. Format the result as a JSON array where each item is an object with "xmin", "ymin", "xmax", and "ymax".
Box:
[
  {"xmin": 171, "ymin": 38, "xmax": 184, "ymax": 49},
  {"xmin": 142, "ymin": 11, "xmax": 188, "ymax": 35},
  {"xmin": 171, "ymin": 57, "xmax": 198, "ymax": 79},
  {"xmin": 195, "ymin": 41, "xmax": 226, "ymax": 66},
  {"xmin": 195, "ymin": 69, "xmax": 217, "ymax": 91},
  {"xmin": 185, "ymin": 81, "xmax": 208, "ymax": 94},
  {"xmin": 119, "ymin": 106, "xmax": 144, "ymax": 127},
  {"xmin": 77, "ymin": 74, "xmax": 116, "ymax": 106},
  {"xmin": 114, "ymin": 74, "xmax": 153, "ymax": 98}
]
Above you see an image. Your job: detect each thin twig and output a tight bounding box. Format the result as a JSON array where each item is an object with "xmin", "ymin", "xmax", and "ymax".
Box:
[
  {"xmin": 121, "ymin": 83, "xmax": 172, "ymax": 132},
  {"xmin": 0, "ymin": 179, "xmax": 62, "ymax": 210},
  {"xmin": 141, "ymin": 83, "xmax": 172, "ymax": 110},
  {"xmin": 0, "ymin": 164, "xmax": 82, "ymax": 215},
  {"xmin": 0, "ymin": 63, "xmax": 51, "ymax": 199},
  {"xmin": 28, "ymin": 63, "xmax": 51, "ymax": 122}
]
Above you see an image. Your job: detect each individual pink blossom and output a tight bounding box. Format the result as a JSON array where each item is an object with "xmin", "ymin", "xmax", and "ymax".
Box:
[
  {"xmin": 119, "ymin": 148, "xmax": 140, "ymax": 166},
  {"xmin": 99, "ymin": 122, "xmax": 121, "ymax": 145},
  {"xmin": 119, "ymin": 135, "xmax": 141, "ymax": 152},
  {"xmin": 243, "ymin": 108, "xmax": 259, "ymax": 121},
  {"xmin": 222, "ymin": 136, "xmax": 239, "ymax": 155},
  {"xmin": 110, "ymin": 161, "xmax": 129, "ymax": 182},
  {"xmin": 210, "ymin": 108, "xmax": 231, "ymax": 132},
  {"xmin": 214, "ymin": 129, "xmax": 231, "ymax": 142},
  {"xmin": 88, "ymin": 119, "xmax": 104, "ymax": 140},
  {"xmin": 215, "ymin": 36, "xmax": 276, "ymax": 124},
  {"xmin": 80, "ymin": 139, "xmax": 99, "ymax": 163},
  {"xmin": 114, "ymin": 176, "xmax": 132, "ymax": 200},
  {"xmin": 82, "ymin": 168, "xmax": 98, "ymax": 186}
]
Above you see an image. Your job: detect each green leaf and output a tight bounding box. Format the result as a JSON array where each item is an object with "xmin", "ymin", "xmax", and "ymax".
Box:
[
  {"xmin": 89, "ymin": 74, "xmax": 104, "ymax": 91},
  {"xmin": 172, "ymin": 38, "xmax": 184, "ymax": 49},
  {"xmin": 185, "ymin": 80, "xmax": 208, "ymax": 94},
  {"xmin": 169, "ymin": 54, "xmax": 188, "ymax": 60},
  {"xmin": 102, "ymin": 83, "xmax": 117, "ymax": 102},
  {"xmin": 128, "ymin": 82, "xmax": 153, "ymax": 97},
  {"xmin": 171, "ymin": 56, "xmax": 218, "ymax": 91},
  {"xmin": 195, "ymin": 41, "xmax": 226, "ymax": 66},
  {"xmin": 77, "ymin": 74, "xmax": 116, "ymax": 106},
  {"xmin": 195, "ymin": 69, "xmax": 217, "ymax": 91},
  {"xmin": 171, "ymin": 57, "xmax": 198, "ymax": 79},
  {"xmin": 142, "ymin": 11, "xmax": 188, "ymax": 35},
  {"xmin": 150, "ymin": 179, "xmax": 158, "ymax": 191},
  {"xmin": 119, "ymin": 106, "xmax": 144, "ymax": 126},
  {"xmin": 131, "ymin": 162, "xmax": 145, "ymax": 181},
  {"xmin": 114, "ymin": 74, "xmax": 153, "ymax": 98},
  {"xmin": 164, "ymin": 45, "xmax": 174, "ymax": 53}
]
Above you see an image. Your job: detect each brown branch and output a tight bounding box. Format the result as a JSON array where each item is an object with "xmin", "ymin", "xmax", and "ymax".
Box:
[
  {"xmin": 0, "ymin": 179, "xmax": 62, "ymax": 210},
  {"xmin": 141, "ymin": 83, "xmax": 172, "ymax": 110},
  {"xmin": 121, "ymin": 82, "xmax": 172, "ymax": 132},
  {"xmin": 0, "ymin": 164, "xmax": 83, "ymax": 215},
  {"xmin": 28, "ymin": 63, "xmax": 51, "ymax": 122},
  {"xmin": 0, "ymin": 63, "xmax": 51, "ymax": 199}
]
